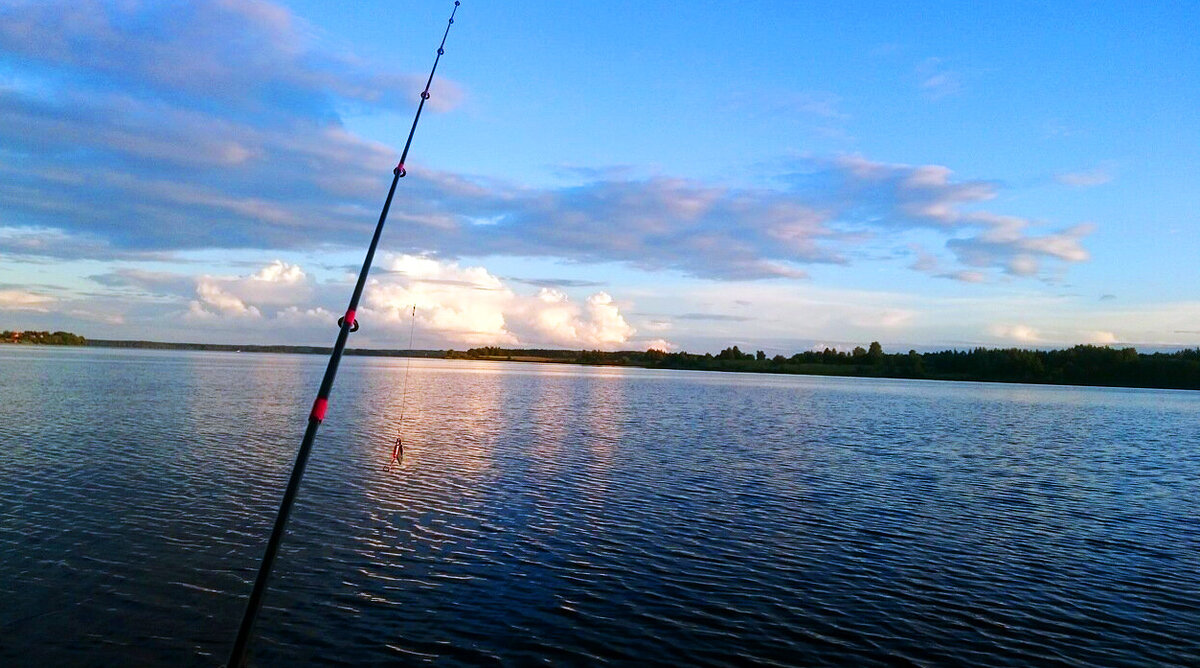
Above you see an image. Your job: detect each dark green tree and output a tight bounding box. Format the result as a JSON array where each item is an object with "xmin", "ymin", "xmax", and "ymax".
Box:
[{"xmin": 867, "ymin": 341, "xmax": 884, "ymax": 363}]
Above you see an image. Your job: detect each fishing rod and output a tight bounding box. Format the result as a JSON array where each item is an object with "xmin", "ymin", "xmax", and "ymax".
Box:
[{"xmin": 228, "ymin": 3, "xmax": 461, "ymax": 665}]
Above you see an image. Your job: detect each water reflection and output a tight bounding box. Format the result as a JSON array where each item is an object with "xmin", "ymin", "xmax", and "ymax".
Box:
[
  {"xmin": 3, "ymin": 349, "xmax": 1200, "ymax": 666},
  {"xmin": 582, "ymin": 372, "xmax": 628, "ymax": 503}
]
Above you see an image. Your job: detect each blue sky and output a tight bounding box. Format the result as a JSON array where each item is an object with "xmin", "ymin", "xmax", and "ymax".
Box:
[{"xmin": 1, "ymin": 0, "xmax": 1198, "ymax": 353}]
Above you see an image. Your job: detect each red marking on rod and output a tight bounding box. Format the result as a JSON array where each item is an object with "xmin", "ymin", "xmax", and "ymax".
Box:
[
  {"xmin": 343, "ymin": 309, "xmax": 356, "ymax": 327},
  {"xmin": 394, "ymin": 162, "xmax": 405, "ymax": 175},
  {"xmin": 310, "ymin": 397, "xmax": 328, "ymax": 422}
]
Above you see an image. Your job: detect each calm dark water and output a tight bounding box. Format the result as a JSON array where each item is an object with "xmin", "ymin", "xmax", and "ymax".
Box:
[{"xmin": 1, "ymin": 347, "xmax": 1199, "ymax": 666}]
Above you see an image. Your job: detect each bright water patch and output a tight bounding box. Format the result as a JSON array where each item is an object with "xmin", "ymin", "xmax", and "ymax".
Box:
[{"xmin": 2, "ymin": 347, "xmax": 1199, "ymax": 665}]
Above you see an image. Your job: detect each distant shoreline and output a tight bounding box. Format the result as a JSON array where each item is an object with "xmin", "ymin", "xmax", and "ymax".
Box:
[{"xmin": 4, "ymin": 334, "xmax": 1199, "ymax": 391}]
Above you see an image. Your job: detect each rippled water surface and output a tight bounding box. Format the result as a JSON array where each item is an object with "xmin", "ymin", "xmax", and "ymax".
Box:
[{"xmin": 2, "ymin": 347, "xmax": 1199, "ymax": 666}]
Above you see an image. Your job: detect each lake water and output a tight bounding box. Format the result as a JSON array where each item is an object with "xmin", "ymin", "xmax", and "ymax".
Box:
[{"xmin": 1, "ymin": 346, "xmax": 1198, "ymax": 666}]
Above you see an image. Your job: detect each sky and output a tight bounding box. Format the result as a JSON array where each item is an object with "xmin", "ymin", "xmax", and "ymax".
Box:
[{"xmin": 1, "ymin": 0, "xmax": 1198, "ymax": 354}]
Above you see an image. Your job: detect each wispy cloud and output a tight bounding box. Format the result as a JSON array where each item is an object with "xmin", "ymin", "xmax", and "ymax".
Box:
[
  {"xmin": 940, "ymin": 270, "xmax": 988, "ymax": 284},
  {"xmin": 675, "ymin": 313, "xmax": 753, "ymax": 322},
  {"xmin": 510, "ymin": 277, "xmax": 608, "ymax": 289},
  {"xmin": 0, "ymin": 0, "xmax": 462, "ymax": 253},
  {"xmin": 947, "ymin": 215, "xmax": 1092, "ymax": 278},
  {"xmin": 87, "ymin": 269, "xmax": 196, "ymax": 299},
  {"xmin": 917, "ymin": 58, "xmax": 962, "ymax": 99},
  {"xmin": 729, "ymin": 89, "xmax": 848, "ymax": 120},
  {"xmin": 0, "ymin": 1, "xmax": 1093, "ymax": 287},
  {"xmin": 0, "ymin": 0, "xmax": 463, "ymax": 113},
  {"xmin": 0, "ymin": 288, "xmax": 54, "ymax": 311},
  {"xmin": 1055, "ymin": 164, "xmax": 1115, "ymax": 188}
]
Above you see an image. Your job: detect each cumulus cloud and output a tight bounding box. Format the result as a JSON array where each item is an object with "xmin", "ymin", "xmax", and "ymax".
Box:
[
  {"xmin": 365, "ymin": 255, "xmax": 639, "ymax": 349},
  {"xmin": 185, "ymin": 260, "xmax": 308, "ymax": 319},
  {"xmin": 274, "ymin": 305, "xmax": 336, "ymax": 326},
  {"xmin": 522, "ymin": 289, "xmax": 635, "ymax": 348},
  {"xmin": 188, "ymin": 281, "xmax": 262, "ymax": 320},
  {"xmin": 644, "ymin": 338, "xmax": 676, "ymax": 352}
]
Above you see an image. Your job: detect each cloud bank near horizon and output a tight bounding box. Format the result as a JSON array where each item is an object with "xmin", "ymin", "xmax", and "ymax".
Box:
[{"xmin": 89, "ymin": 255, "xmax": 655, "ymax": 350}]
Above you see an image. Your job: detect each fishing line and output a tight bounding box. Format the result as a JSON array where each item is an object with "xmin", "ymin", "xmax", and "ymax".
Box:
[
  {"xmin": 388, "ymin": 305, "xmax": 417, "ymax": 471},
  {"xmin": 228, "ymin": 3, "xmax": 461, "ymax": 665},
  {"xmin": 397, "ymin": 305, "xmax": 417, "ymax": 438}
]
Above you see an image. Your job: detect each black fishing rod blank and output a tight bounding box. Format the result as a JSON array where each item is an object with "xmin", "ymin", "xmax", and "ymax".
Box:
[{"xmin": 227, "ymin": 3, "xmax": 461, "ymax": 665}]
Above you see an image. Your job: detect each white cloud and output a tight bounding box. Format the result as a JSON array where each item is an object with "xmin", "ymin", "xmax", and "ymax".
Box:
[
  {"xmin": 252, "ymin": 260, "xmax": 305, "ymax": 284},
  {"xmin": 581, "ymin": 292, "xmax": 636, "ymax": 346},
  {"xmin": 170, "ymin": 256, "xmax": 639, "ymax": 349},
  {"xmin": 365, "ymin": 255, "xmax": 638, "ymax": 349},
  {"xmin": 644, "ymin": 338, "xmax": 676, "ymax": 352},
  {"xmin": 366, "ymin": 255, "xmax": 516, "ymax": 346},
  {"xmin": 237, "ymin": 260, "xmax": 311, "ymax": 305},
  {"xmin": 275, "ymin": 305, "xmax": 336, "ymax": 325},
  {"xmin": 989, "ymin": 324, "xmax": 1041, "ymax": 343},
  {"xmin": 184, "ymin": 260, "xmax": 310, "ymax": 320},
  {"xmin": 1084, "ymin": 330, "xmax": 1119, "ymax": 345},
  {"xmin": 0, "ymin": 289, "xmax": 54, "ymax": 311},
  {"xmin": 189, "ymin": 280, "xmax": 262, "ymax": 319}
]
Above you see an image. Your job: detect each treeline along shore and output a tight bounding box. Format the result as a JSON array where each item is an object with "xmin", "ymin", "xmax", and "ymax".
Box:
[
  {"xmin": 6, "ymin": 330, "xmax": 1200, "ymax": 390},
  {"xmin": 459, "ymin": 343, "xmax": 1200, "ymax": 391}
]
